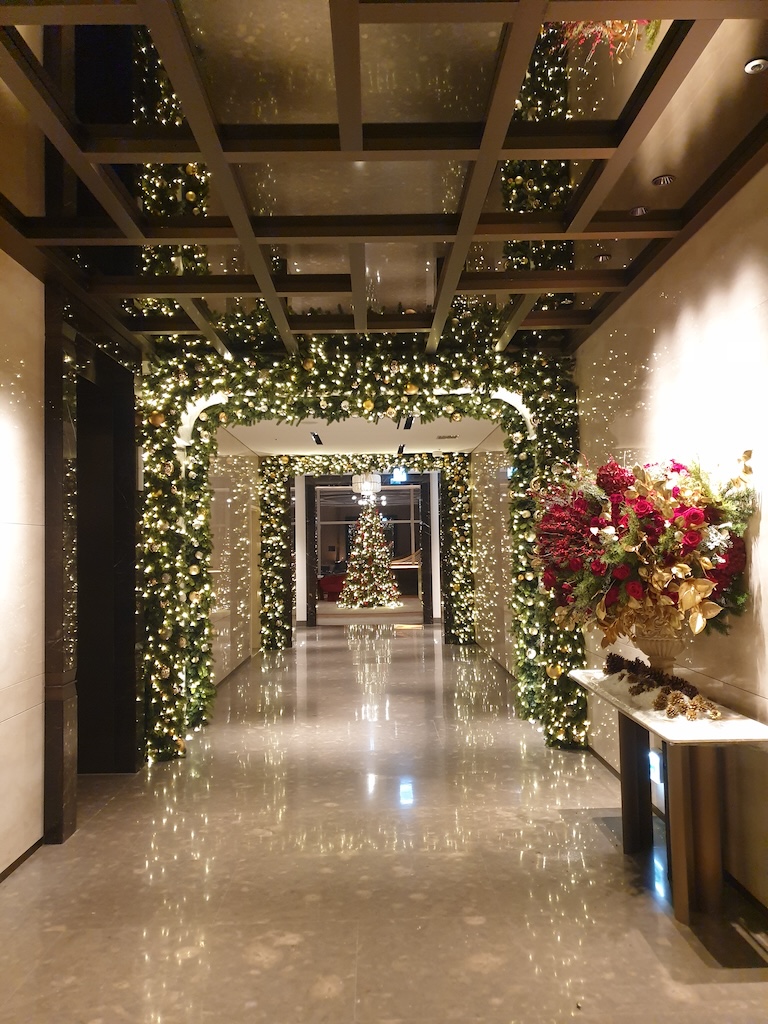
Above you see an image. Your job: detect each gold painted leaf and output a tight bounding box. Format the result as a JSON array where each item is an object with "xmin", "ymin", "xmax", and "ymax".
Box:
[{"xmin": 689, "ymin": 609, "xmax": 705, "ymax": 634}]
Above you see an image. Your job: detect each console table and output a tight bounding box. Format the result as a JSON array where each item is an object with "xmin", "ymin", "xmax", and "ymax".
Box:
[{"xmin": 571, "ymin": 668, "xmax": 768, "ymax": 924}]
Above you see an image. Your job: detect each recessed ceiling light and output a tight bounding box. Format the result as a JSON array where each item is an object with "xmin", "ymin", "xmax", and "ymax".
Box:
[
  {"xmin": 651, "ymin": 173, "xmax": 676, "ymax": 187},
  {"xmin": 744, "ymin": 57, "xmax": 768, "ymax": 74},
  {"xmin": 594, "ymin": 252, "xmax": 612, "ymax": 263},
  {"xmin": 436, "ymin": 434, "xmax": 458, "ymax": 440},
  {"xmin": 629, "ymin": 206, "xmax": 649, "ymax": 217}
]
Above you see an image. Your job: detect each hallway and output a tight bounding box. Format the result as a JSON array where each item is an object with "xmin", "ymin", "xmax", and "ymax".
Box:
[{"xmin": 2, "ymin": 626, "xmax": 767, "ymax": 1023}]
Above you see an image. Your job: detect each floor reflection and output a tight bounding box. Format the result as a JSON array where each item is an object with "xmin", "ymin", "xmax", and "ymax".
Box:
[{"xmin": 1, "ymin": 626, "xmax": 767, "ymax": 1023}]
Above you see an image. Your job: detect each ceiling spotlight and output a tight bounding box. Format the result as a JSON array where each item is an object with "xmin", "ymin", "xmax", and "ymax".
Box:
[
  {"xmin": 310, "ymin": 431, "xmax": 323, "ymax": 445},
  {"xmin": 744, "ymin": 57, "xmax": 768, "ymax": 74},
  {"xmin": 652, "ymin": 173, "xmax": 676, "ymax": 187},
  {"xmin": 594, "ymin": 252, "xmax": 612, "ymax": 263},
  {"xmin": 629, "ymin": 206, "xmax": 649, "ymax": 217}
]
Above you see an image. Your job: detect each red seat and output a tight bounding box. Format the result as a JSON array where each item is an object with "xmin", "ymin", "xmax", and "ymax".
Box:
[{"xmin": 318, "ymin": 574, "xmax": 346, "ymax": 600}]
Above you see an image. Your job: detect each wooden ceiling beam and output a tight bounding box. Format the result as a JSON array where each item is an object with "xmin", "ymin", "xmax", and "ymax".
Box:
[
  {"xmin": 329, "ymin": 0, "xmax": 363, "ymax": 151},
  {"xmin": 138, "ymin": 0, "xmax": 297, "ymax": 353},
  {"xmin": 0, "ymin": 1, "xmax": 141, "ymax": 26},
  {"xmin": 546, "ymin": 1, "xmax": 766, "ymax": 17},
  {"xmin": 0, "ymin": 26, "xmax": 143, "ymax": 239},
  {"xmin": 289, "ymin": 312, "xmax": 432, "ymax": 334},
  {"xmin": 566, "ymin": 20, "xmax": 721, "ymax": 233},
  {"xmin": 459, "ymin": 269, "xmax": 629, "ymax": 293},
  {"xmin": 426, "ymin": 0, "xmax": 549, "ymax": 353},
  {"xmin": 23, "ymin": 209, "xmax": 683, "ymax": 246},
  {"xmin": 82, "ymin": 120, "xmax": 619, "ymax": 163},
  {"xmin": 495, "ymin": 295, "xmax": 540, "ymax": 352},
  {"xmin": 176, "ymin": 297, "xmax": 233, "ymax": 361},
  {"xmin": 360, "ymin": 0, "xmax": 768, "ymax": 20},
  {"xmin": 90, "ymin": 273, "xmax": 354, "ymax": 297}
]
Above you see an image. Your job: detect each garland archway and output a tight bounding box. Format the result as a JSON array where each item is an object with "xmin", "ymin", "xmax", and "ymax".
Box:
[{"xmin": 139, "ymin": 334, "xmax": 586, "ymax": 762}]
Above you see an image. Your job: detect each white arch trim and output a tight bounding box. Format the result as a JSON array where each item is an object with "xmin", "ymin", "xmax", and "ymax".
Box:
[{"xmin": 176, "ymin": 392, "xmax": 229, "ymax": 456}]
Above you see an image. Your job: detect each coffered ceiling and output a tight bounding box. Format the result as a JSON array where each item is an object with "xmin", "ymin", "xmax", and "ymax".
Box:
[{"xmin": 0, "ymin": 1, "xmax": 766, "ymax": 363}]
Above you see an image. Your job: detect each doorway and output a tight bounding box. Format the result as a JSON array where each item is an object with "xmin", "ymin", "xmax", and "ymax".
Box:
[{"xmin": 304, "ymin": 474, "xmax": 435, "ymax": 627}]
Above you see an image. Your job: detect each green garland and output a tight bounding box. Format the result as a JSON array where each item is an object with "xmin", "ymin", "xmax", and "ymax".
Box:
[{"xmin": 139, "ymin": 336, "xmax": 579, "ymax": 760}]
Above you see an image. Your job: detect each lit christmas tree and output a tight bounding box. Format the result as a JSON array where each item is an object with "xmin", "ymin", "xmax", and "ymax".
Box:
[{"xmin": 339, "ymin": 502, "xmax": 402, "ymax": 609}]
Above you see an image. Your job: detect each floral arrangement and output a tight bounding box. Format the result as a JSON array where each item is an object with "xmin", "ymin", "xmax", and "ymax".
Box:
[
  {"xmin": 561, "ymin": 20, "xmax": 662, "ymax": 61},
  {"xmin": 532, "ymin": 456, "xmax": 753, "ymax": 646}
]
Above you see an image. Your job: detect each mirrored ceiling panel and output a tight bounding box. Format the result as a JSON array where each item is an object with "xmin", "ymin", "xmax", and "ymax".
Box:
[
  {"xmin": 275, "ymin": 245, "xmax": 350, "ymax": 275},
  {"xmin": 465, "ymin": 243, "xmax": 510, "ymax": 273},
  {"xmin": 483, "ymin": 160, "xmax": 592, "ymax": 213},
  {"xmin": 604, "ymin": 20, "xmax": 768, "ymax": 211},
  {"xmin": 360, "ymin": 22, "xmax": 502, "ymax": 123},
  {"xmin": 287, "ymin": 295, "xmax": 352, "ymax": 317},
  {"xmin": 182, "ymin": 0, "xmax": 337, "ymax": 123},
  {"xmin": 366, "ymin": 243, "xmax": 436, "ymax": 315},
  {"xmin": 563, "ymin": 20, "xmax": 672, "ymax": 121},
  {"xmin": 238, "ymin": 161, "xmax": 468, "ymax": 217}
]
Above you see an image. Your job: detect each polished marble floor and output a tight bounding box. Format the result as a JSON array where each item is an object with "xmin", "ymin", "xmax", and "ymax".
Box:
[{"xmin": 2, "ymin": 626, "xmax": 768, "ymax": 1023}]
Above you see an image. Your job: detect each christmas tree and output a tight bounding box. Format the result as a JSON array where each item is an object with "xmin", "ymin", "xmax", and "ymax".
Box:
[{"xmin": 339, "ymin": 502, "xmax": 402, "ymax": 608}]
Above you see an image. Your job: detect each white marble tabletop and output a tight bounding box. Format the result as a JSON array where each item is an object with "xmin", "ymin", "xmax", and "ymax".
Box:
[{"xmin": 571, "ymin": 669, "xmax": 768, "ymax": 746}]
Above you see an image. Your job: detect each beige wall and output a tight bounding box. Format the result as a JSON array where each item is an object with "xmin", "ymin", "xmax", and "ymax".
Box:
[
  {"xmin": 576, "ymin": 163, "xmax": 768, "ymax": 905},
  {"xmin": 471, "ymin": 434, "xmax": 517, "ymax": 676},
  {"xmin": 0, "ymin": 26, "xmax": 45, "ymax": 874},
  {"xmin": 210, "ymin": 454, "xmax": 260, "ymax": 684}
]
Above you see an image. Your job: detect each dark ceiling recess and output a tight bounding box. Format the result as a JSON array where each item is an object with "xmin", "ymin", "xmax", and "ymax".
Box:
[{"xmin": 0, "ymin": 1, "xmax": 766, "ymax": 362}]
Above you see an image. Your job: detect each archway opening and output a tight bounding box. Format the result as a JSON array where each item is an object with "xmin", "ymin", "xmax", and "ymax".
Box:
[{"xmin": 139, "ymin": 336, "xmax": 586, "ymax": 762}]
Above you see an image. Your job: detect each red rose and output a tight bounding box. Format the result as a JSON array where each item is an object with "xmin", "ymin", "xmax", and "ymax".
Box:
[
  {"xmin": 683, "ymin": 507, "xmax": 705, "ymax": 527},
  {"xmin": 682, "ymin": 530, "xmax": 701, "ymax": 549},
  {"xmin": 604, "ymin": 586, "xmax": 620, "ymax": 608},
  {"xmin": 633, "ymin": 498, "xmax": 654, "ymax": 517},
  {"xmin": 625, "ymin": 580, "xmax": 644, "ymax": 600},
  {"xmin": 542, "ymin": 569, "xmax": 557, "ymax": 590},
  {"xmin": 611, "ymin": 563, "xmax": 630, "ymax": 580},
  {"xmin": 562, "ymin": 582, "xmax": 572, "ymax": 592},
  {"xmin": 568, "ymin": 557, "xmax": 583, "ymax": 572},
  {"xmin": 590, "ymin": 559, "xmax": 608, "ymax": 576}
]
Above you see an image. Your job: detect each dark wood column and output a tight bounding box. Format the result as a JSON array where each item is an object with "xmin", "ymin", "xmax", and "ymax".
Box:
[{"xmin": 44, "ymin": 286, "xmax": 78, "ymax": 843}]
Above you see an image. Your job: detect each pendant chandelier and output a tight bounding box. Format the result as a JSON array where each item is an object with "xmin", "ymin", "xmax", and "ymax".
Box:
[{"xmin": 352, "ymin": 472, "xmax": 382, "ymax": 505}]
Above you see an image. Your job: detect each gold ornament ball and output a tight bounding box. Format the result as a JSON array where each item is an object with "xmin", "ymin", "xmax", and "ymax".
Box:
[
  {"xmin": 385, "ymin": 407, "xmax": 397, "ymax": 419},
  {"xmin": 363, "ymin": 399, "xmax": 375, "ymax": 412},
  {"xmin": 185, "ymin": 191, "xmax": 197, "ymax": 202},
  {"xmin": 546, "ymin": 664, "xmax": 565, "ymax": 679},
  {"xmin": 302, "ymin": 358, "xmax": 315, "ymax": 371},
  {"xmin": 189, "ymin": 565, "xmax": 200, "ymax": 576},
  {"xmin": 186, "ymin": 163, "xmax": 197, "ymax": 175},
  {"xmin": 280, "ymin": 455, "xmax": 290, "ymax": 464},
  {"xmin": 199, "ymin": 411, "xmax": 208, "ymax": 421},
  {"xmin": 404, "ymin": 382, "xmax": 419, "ymax": 395},
  {"xmin": 450, "ymin": 412, "xmax": 462, "ymax": 422},
  {"xmin": 148, "ymin": 411, "xmax": 165, "ymax": 427},
  {"xmin": 218, "ymin": 411, "xmax": 227, "ymax": 423},
  {"xmin": 451, "ymin": 369, "xmax": 461, "ymax": 380}
]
